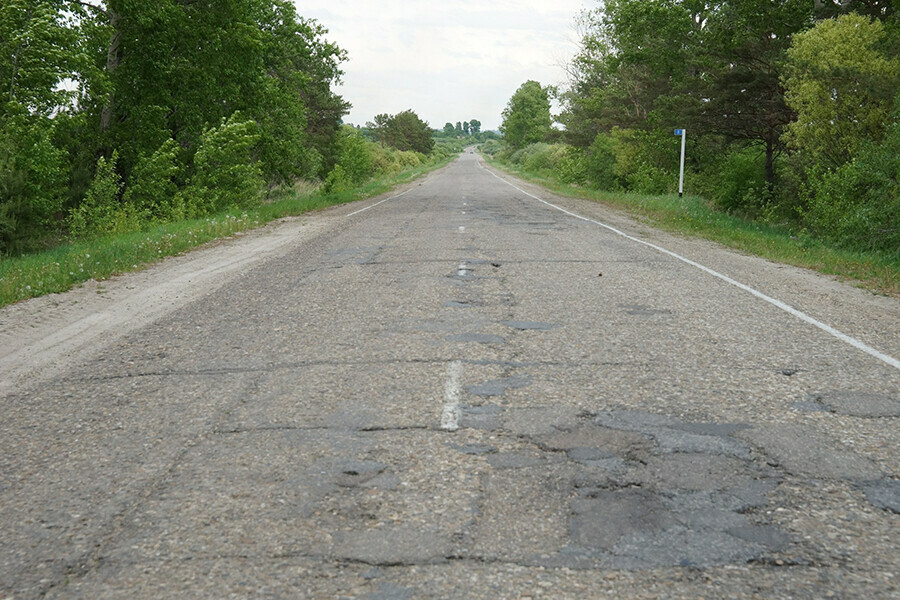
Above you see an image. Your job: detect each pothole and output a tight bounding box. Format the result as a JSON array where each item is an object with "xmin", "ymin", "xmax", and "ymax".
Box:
[
  {"xmin": 475, "ymin": 409, "xmax": 791, "ymax": 569},
  {"xmin": 813, "ymin": 391, "xmax": 900, "ymax": 418}
]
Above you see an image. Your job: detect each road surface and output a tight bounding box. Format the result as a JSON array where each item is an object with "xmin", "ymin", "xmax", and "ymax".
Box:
[{"xmin": 1, "ymin": 151, "xmax": 898, "ymax": 598}]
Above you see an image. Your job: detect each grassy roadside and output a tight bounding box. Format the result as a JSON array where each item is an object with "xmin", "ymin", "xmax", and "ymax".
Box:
[
  {"xmin": 0, "ymin": 156, "xmax": 454, "ymax": 309},
  {"xmin": 485, "ymin": 156, "xmax": 900, "ymax": 297}
]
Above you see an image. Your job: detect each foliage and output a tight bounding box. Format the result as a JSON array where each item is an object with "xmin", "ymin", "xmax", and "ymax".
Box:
[
  {"xmin": 368, "ymin": 110, "xmax": 435, "ymax": 154},
  {"xmin": 584, "ymin": 132, "xmax": 619, "ymax": 191},
  {"xmin": 67, "ymin": 151, "xmax": 134, "ymax": 239},
  {"xmin": 480, "ymin": 140, "xmax": 503, "ymax": 156},
  {"xmin": 323, "ymin": 126, "xmax": 374, "ymax": 193},
  {"xmin": 0, "ymin": 0, "xmax": 354, "ymax": 255},
  {"xmin": 551, "ymin": 1, "xmax": 900, "ymax": 255},
  {"xmin": 783, "ymin": 13, "xmax": 900, "ymax": 168},
  {"xmin": 697, "ymin": 145, "xmax": 772, "ymax": 216},
  {"xmin": 0, "ymin": 107, "xmax": 65, "ymax": 254},
  {"xmin": 501, "ymin": 81, "xmax": 553, "ymax": 149},
  {"xmin": 179, "ymin": 114, "xmax": 264, "ymax": 216},
  {"xmin": 802, "ymin": 111, "xmax": 900, "ymax": 252},
  {"xmin": 122, "ymin": 138, "xmax": 182, "ymax": 222},
  {"xmin": 0, "ymin": 0, "xmax": 80, "ymax": 116}
]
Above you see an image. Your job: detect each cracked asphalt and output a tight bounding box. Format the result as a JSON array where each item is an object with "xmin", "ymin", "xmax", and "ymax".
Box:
[{"xmin": 1, "ymin": 151, "xmax": 899, "ymax": 599}]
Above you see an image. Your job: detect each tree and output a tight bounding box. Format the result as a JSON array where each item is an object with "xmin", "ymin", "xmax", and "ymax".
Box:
[
  {"xmin": 463, "ymin": 121, "xmax": 471, "ymax": 135},
  {"xmin": 500, "ymin": 80, "xmax": 553, "ymax": 149},
  {"xmin": 469, "ymin": 119, "xmax": 482, "ymax": 134},
  {"xmin": 443, "ymin": 122, "xmax": 455, "ymax": 136},
  {"xmin": 0, "ymin": 0, "xmax": 76, "ymax": 252},
  {"xmin": 0, "ymin": 0, "xmax": 350, "ymax": 251},
  {"xmin": 384, "ymin": 110, "xmax": 434, "ymax": 154},
  {"xmin": 0, "ymin": 0, "xmax": 79, "ymax": 116},
  {"xmin": 367, "ymin": 113, "xmax": 391, "ymax": 147},
  {"xmin": 694, "ymin": 0, "xmax": 814, "ymax": 193},
  {"xmin": 455, "ymin": 121, "xmax": 463, "ymax": 135},
  {"xmin": 783, "ymin": 13, "xmax": 900, "ymax": 168},
  {"xmin": 179, "ymin": 113, "xmax": 263, "ymax": 215}
]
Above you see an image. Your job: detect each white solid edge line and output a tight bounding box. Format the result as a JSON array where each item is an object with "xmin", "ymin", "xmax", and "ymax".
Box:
[
  {"xmin": 346, "ymin": 188, "xmax": 413, "ymax": 217},
  {"xmin": 440, "ymin": 360, "xmax": 463, "ymax": 431},
  {"xmin": 485, "ymin": 167, "xmax": 900, "ymax": 372}
]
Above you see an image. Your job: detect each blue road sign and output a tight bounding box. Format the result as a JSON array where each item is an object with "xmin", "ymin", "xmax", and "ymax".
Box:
[{"xmin": 674, "ymin": 129, "xmax": 684, "ymax": 136}]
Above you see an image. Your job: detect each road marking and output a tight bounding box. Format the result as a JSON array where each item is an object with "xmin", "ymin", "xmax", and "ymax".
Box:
[
  {"xmin": 457, "ymin": 263, "xmax": 469, "ymax": 277},
  {"xmin": 486, "ymin": 168, "xmax": 900, "ymax": 372},
  {"xmin": 346, "ymin": 188, "xmax": 413, "ymax": 217},
  {"xmin": 440, "ymin": 360, "xmax": 463, "ymax": 431},
  {"xmin": 459, "ymin": 226, "xmax": 465, "ymax": 232}
]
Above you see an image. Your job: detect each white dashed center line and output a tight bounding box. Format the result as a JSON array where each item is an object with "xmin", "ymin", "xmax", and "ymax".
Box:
[{"xmin": 440, "ymin": 360, "xmax": 463, "ymax": 431}]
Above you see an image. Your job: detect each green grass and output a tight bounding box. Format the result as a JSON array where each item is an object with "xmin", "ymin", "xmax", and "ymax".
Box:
[
  {"xmin": 0, "ymin": 156, "xmax": 453, "ymax": 309},
  {"xmin": 487, "ymin": 157, "xmax": 900, "ymax": 297}
]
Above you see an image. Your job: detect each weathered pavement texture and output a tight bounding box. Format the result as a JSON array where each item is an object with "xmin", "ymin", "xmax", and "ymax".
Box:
[{"xmin": 1, "ymin": 151, "xmax": 898, "ymax": 599}]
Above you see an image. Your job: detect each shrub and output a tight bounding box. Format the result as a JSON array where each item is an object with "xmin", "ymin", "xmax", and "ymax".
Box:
[
  {"xmin": 584, "ymin": 132, "xmax": 618, "ymax": 190},
  {"xmin": 180, "ymin": 113, "xmax": 264, "ymax": 216},
  {"xmin": 708, "ymin": 146, "xmax": 770, "ymax": 215},
  {"xmin": 480, "ymin": 139, "xmax": 503, "ymax": 156},
  {"xmin": 68, "ymin": 151, "xmax": 140, "ymax": 238},
  {"xmin": 611, "ymin": 128, "xmax": 675, "ymax": 195},
  {"xmin": 802, "ymin": 122, "xmax": 900, "ymax": 253},
  {"xmin": 0, "ymin": 109, "xmax": 65, "ymax": 254},
  {"xmin": 556, "ymin": 146, "xmax": 587, "ymax": 184},
  {"xmin": 123, "ymin": 138, "xmax": 182, "ymax": 222},
  {"xmin": 336, "ymin": 127, "xmax": 373, "ymax": 185},
  {"xmin": 322, "ymin": 164, "xmax": 349, "ymax": 194}
]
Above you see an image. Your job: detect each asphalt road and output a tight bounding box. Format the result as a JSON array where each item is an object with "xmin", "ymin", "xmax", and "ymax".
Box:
[{"xmin": 1, "ymin": 151, "xmax": 898, "ymax": 599}]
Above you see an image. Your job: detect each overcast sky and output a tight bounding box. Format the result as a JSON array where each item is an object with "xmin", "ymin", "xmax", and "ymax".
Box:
[{"xmin": 293, "ymin": 1, "xmax": 592, "ymax": 131}]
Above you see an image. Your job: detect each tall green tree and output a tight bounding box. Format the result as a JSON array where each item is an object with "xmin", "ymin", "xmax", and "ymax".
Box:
[
  {"xmin": 1, "ymin": 0, "xmax": 79, "ymax": 115},
  {"xmin": 501, "ymin": 80, "xmax": 553, "ymax": 150},
  {"xmin": 367, "ymin": 113, "xmax": 391, "ymax": 147},
  {"xmin": 0, "ymin": 0, "xmax": 78, "ymax": 253},
  {"xmin": 695, "ymin": 0, "xmax": 813, "ymax": 192},
  {"xmin": 385, "ymin": 110, "xmax": 435, "ymax": 154},
  {"xmin": 783, "ymin": 13, "xmax": 900, "ymax": 168}
]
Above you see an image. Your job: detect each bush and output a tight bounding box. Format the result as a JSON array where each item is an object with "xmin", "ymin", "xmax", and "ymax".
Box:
[
  {"xmin": 480, "ymin": 139, "xmax": 503, "ymax": 156},
  {"xmin": 322, "ymin": 164, "xmax": 350, "ymax": 194},
  {"xmin": 0, "ymin": 108, "xmax": 65, "ymax": 254},
  {"xmin": 707, "ymin": 146, "xmax": 770, "ymax": 215},
  {"xmin": 323, "ymin": 127, "xmax": 374, "ymax": 193},
  {"xmin": 556, "ymin": 146, "xmax": 588, "ymax": 184},
  {"xmin": 180, "ymin": 113, "xmax": 264, "ymax": 216},
  {"xmin": 610, "ymin": 128, "xmax": 675, "ymax": 195},
  {"xmin": 802, "ymin": 123, "xmax": 900, "ymax": 253},
  {"xmin": 336, "ymin": 127, "xmax": 374, "ymax": 185},
  {"xmin": 123, "ymin": 138, "xmax": 182, "ymax": 222},
  {"xmin": 584, "ymin": 132, "xmax": 618, "ymax": 190},
  {"xmin": 68, "ymin": 152, "xmax": 139, "ymax": 238}
]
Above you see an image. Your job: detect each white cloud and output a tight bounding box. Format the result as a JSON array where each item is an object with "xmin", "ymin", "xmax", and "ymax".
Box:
[{"xmin": 293, "ymin": 0, "xmax": 591, "ymax": 130}]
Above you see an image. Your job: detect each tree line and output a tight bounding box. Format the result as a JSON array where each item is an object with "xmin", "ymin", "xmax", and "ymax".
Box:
[
  {"xmin": 0, "ymin": 2, "xmax": 468, "ymax": 258},
  {"xmin": 500, "ymin": 0, "xmax": 899, "ymax": 253},
  {"xmin": 0, "ymin": 0, "xmax": 351, "ymax": 253}
]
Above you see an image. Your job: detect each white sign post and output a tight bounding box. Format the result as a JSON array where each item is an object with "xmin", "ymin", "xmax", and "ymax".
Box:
[{"xmin": 674, "ymin": 128, "xmax": 686, "ymax": 197}]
